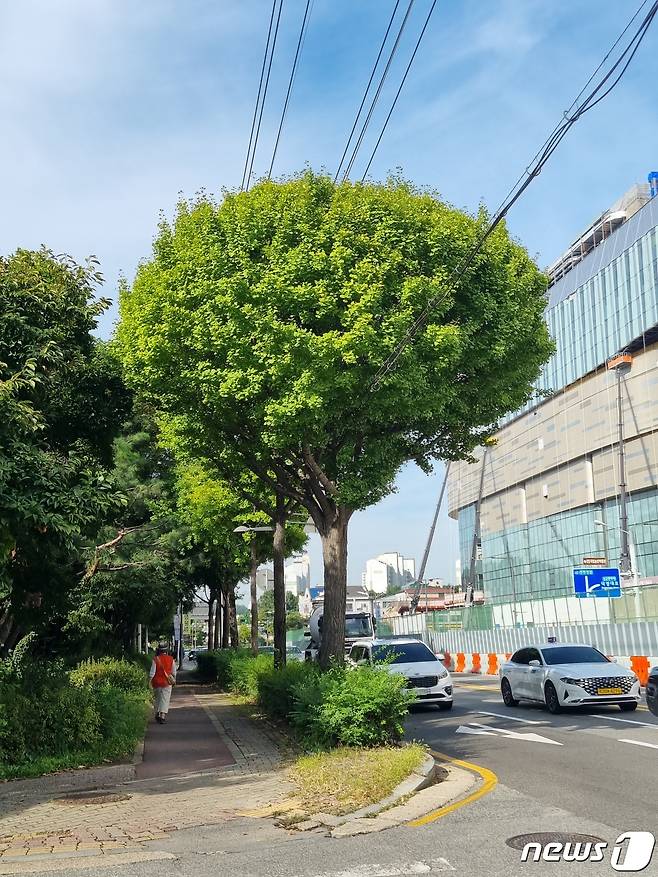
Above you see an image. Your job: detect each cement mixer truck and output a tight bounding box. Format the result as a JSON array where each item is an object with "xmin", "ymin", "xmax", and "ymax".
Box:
[{"xmin": 304, "ymin": 606, "xmax": 376, "ymax": 662}]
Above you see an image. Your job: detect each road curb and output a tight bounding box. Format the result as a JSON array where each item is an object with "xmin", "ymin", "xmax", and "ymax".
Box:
[
  {"xmin": 0, "ymin": 739, "xmax": 145, "ymax": 810},
  {"xmin": 291, "ymin": 752, "xmax": 458, "ymax": 835},
  {"xmin": 328, "ymin": 763, "xmax": 476, "ymax": 837}
]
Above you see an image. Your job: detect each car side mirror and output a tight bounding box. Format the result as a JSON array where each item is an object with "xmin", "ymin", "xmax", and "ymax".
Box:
[{"xmin": 529, "ymin": 659, "xmax": 541, "ymax": 667}]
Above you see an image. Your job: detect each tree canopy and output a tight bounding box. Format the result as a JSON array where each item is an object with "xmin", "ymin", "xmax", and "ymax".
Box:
[{"xmin": 117, "ymin": 172, "xmax": 553, "ymax": 664}]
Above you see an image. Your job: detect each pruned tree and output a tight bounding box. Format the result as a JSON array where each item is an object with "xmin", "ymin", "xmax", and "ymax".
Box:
[{"xmin": 117, "ymin": 173, "xmax": 552, "ymax": 667}]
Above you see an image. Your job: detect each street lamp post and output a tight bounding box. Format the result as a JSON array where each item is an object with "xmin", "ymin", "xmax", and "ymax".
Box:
[{"xmin": 607, "ymin": 351, "xmax": 633, "ymax": 576}]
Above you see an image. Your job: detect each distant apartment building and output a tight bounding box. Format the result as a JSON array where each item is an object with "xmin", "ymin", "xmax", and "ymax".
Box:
[
  {"xmin": 284, "ymin": 553, "xmax": 311, "ymax": 597},
  {"xmin": 255, "ymin": 568, "xmax": 274, "ymax": 602},
  {"xmin": 362, "ymin": 552, "xmax": 416, "ymax": 594}
]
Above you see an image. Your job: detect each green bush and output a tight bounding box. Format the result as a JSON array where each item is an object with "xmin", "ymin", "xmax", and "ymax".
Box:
[
  {"xmin": 230, "ymin": 654, "xmax": 273, "ymax": 698},
  {"xmin": 0, "ymin": 655, "xmax": 151, "ymax": 777},
  {"xmin": 257, "ymin": 661, "xmax": 316, "ymax": 721},
  {"xmin": 69, "ymin": 658, "xmax": 149, "ymax": 694},
  {"xmin": 290, "ymin": 665, "xmax": 413, "ymax": 748}
]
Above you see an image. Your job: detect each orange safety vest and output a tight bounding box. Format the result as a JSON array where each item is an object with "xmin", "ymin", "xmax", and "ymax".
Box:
[{"xmin": 152, "ymin": 654, "xmax": 175, "ymax": 688}]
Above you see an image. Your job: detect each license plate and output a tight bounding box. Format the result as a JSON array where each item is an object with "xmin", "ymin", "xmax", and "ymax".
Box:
[
  {"xmin": 597, "ymin": 687, "xmax": 623, "ymax": 695},
  {"xmin": 413, "ymin": 688, "xmax": 429, "ymax": 696}
]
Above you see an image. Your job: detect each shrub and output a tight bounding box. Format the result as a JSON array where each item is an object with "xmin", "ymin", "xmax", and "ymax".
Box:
[
  {"xmin": 257, "ymin": 661, "xmax": 317, "ymax": 721},
  {"xmin": 230, "ymin": 654, "xmax": 273, "ymax": 698},
  {"xmin": 70, "ymin": 658, "xmax": 149, "ymax": 694},
  {"xmin": 94, "ymin": 686, "xmax": 150, "ymax": 748},
  {"xmin": 127, "ymin": 651, "xmax": 153, "ymax": 674},
  {"xmin": 290, "ymin": 665, "xmax": 413, "ymax": 748}
]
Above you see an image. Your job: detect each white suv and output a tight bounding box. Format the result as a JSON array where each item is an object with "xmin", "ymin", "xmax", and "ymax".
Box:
[{"xmin": 348, "ymin": 637, "xmax": 453, "ymax": 710}]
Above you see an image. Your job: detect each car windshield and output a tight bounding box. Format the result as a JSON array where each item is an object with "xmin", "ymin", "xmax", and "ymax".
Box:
[
  {"xmin": 542, "ymin": 646, "xmax": 609, "ymax": 665},
  {"xmin": 345, "ymin": 617, "xmax": 373, "ymax": 637},
  {"xmin": 372, "ymin": 642, "xmax": 437, "ymax": 664}
]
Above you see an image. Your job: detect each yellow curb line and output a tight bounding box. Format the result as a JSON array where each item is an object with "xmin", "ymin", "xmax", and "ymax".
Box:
[{"xmin": 407, "ymin": 750, "xmax": 497, "ymax": 827}]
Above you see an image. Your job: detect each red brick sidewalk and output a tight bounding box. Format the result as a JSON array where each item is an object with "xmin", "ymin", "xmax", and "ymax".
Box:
[{"xmin": 137, "ymin": 686, "xmax": 235, "ymax": 779}]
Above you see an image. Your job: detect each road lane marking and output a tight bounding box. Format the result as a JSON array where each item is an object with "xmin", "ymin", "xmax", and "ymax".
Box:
[
  {"xmin": 476, "ymin": 711, "xmax": 544, "ymax": 725},
  {"xmin": 618, "ymin": 738, "xmax": 658, "ymax": 750},
  {"xmin": 594, "ymin": 715, "xmax": 658, "ymax": 728},
  {"xmin": 303, "ymin": 861, "xmax": 455, "ymax": 876},
  {"xmin": 407, "ymin": 751, "xmax": 497, "ymax": 827},
  {"xmin": 455, "ymin": 724, "xmax": 495, "ymax": 736},
  {"xmin": 459, "ymin": 722, "xmax": 562, "ymax": 746}
]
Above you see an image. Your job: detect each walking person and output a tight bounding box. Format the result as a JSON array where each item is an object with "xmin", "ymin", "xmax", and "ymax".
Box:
[{"xmin": 149, "ymin": 644, "xmax": 176, "ymax": 724}]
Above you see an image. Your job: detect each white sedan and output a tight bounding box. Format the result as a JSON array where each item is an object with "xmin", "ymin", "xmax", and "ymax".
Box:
[
  {"xmin": 499, "ymin": 642, "xmax": 640, "ymax": 714},
  {"xmin": 348, "ymin": 637, "xmax": 453, "ymax": 709}
]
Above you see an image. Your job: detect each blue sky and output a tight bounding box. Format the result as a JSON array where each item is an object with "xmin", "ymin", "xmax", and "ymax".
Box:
[{"xmin": 2, "ymin": 0, "xmax": 657, "ymax": 587}]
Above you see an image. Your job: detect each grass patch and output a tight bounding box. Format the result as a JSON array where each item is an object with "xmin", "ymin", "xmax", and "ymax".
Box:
[
  {"xmin": 0, "ymin": 736, "xmax": 141, "ymax": 781},
  {"xmin": 289, "ymin": 743, "xmax": 427, "ymax": 816}
]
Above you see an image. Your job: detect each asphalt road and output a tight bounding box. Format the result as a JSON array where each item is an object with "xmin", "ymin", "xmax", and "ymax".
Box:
[
  {"xmin": 56, "ymin": 675, "xmax": 658, "ymax": 877},
  {"xmin": 406, "ymin": 673, "xmax": 658, "ymax": 831}
]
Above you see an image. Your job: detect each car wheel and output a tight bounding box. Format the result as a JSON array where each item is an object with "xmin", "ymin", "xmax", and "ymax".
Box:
[
  {"xmin": 501, "ymin": 678, "xmax": 518, "ymax": 707},
  {"xmin": 544, "ymin": 681, "xmax": 562, "ymax": 714},
  {"xmin": 619, "ymin": 702, "xmax": 638, "ymax": 712},
  {"xmin": 437, "ymin": 701, "xmax": 453, "ymax": 711}
]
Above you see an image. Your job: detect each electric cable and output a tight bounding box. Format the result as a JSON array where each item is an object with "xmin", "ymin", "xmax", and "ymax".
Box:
[
  {"xmin": 268, "ymin": 0, "xmax": 314, "ymax": 178},
  {"xmin": 244, "ymin": 0, "xmax": 285, "ymax": 191},
  {"xmin": 341, "ymin": 0, "xmax": 417, "ymax": 182},
  {"xmin": 333, "ymin": 0, "xmax": 402, "ymax": 183},
  {"xmin": 370, "ymin": 0, "xmax": 658, "ymax": 390},
  {"xmin": 360, "ymin": 0, "xmax": 438, "ymax": 181},
  {"xmin": 240, "ymin": 0, "xmax": 279, "ymax": 192}
]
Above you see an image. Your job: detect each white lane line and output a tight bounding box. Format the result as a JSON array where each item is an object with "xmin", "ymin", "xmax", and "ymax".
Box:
[
  {"xmin": 458, "ymin": 722, "xmax": 563, "ymax": 746},
  {"xmin": 595, "ymin": 715, "xmax": 658, "ymax": 728},
  {"xmin": 618, "ymin": 738, "xmax": 658, "ymax": 750},
  {"xmin": 476, "ymin": 711, "xmax": 544, "ymax": 725},
  {"xmin": 302, "ymin": 861, "xmax": 455, "ymax": 876}
]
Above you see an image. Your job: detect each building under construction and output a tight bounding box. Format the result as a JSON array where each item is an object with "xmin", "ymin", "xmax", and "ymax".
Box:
[{"xmin": 447, "ymin": 175, "xmax": 658, "ymax": 631}]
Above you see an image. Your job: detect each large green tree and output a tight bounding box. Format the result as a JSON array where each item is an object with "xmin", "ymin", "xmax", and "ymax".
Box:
[
  {"xmin": 117, "ymin": 173, "xmax": 552, "ymax": 666},
  {"xmin": 0, "ymin": 249, "xmax": 130, "ymax": 652}
]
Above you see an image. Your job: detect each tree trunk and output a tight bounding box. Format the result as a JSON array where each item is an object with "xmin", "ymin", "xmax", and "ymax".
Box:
[
  {"xmin": 229, "ymin": 588, "xmax": 239, "ymax": 648},
  {"xmin": 273, "ymin": 493, "xmax": 287, "ymax": 669},
  {"xmin": 319, "ymin": 506, "xmax": 351, "ymax": 670},
  {"xmin": 221, "ymin": 591, "xmax": 230, "ymax": 648},
  {"xmin": 207, "ymin": 597, "xmax": 215, "ymax": 650},
  {"xmin": 250, "ymin": 542, "xmax": 259, "ymax": 656}
]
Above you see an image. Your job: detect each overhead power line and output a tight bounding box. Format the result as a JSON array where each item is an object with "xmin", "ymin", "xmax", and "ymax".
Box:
[
  {"xmin": 240, "ymin": 0, "xmax": 278, "ymax": 191},
  {"xmin": 360, "ymin": 0, "xmax": 437, "ymax": 181},
  {"xmin": 242, "ymin": 0, "xmax": 285, "ymax": 192},
  {"xmin": 370, "ymin": 0, "xmax": 658, "ymax": 392},
  {"xmin": 268, "ymin": 0, "xmax": 314, "ymax": 179},
  {"xmin": 340, "ymin": 0, "xmax": 417, "ymax": 182},
  {"xmin": 333, "ymin": 0, "xmax": 402, "ymax": 183}
]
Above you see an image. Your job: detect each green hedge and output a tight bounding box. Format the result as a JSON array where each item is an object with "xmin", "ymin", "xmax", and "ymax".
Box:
[
  {"xmin": 70, "ymin": 657, "xmax": 150, "ymax": 694},
  {"xmin": 197, "ymin": 649, "xmax": 412, "ymax": 748},
  {"xmin": 0, "ymin": 656, "xmax": 151, "ymax": 777}
]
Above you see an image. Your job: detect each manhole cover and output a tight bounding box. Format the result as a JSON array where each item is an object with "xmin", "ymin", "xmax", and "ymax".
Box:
[
  {"xmin": 56, "ymin": 791, "xmax": 132, "ymax": 806},
  {"xmin": 506, "ymin": 832, "xmax": 606, "ymax": 850}
]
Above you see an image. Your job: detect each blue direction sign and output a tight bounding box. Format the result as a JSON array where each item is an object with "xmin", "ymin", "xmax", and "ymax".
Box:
[{"xmin": 573, "ymin": 567, "xmax": 622, "ymax": 598}]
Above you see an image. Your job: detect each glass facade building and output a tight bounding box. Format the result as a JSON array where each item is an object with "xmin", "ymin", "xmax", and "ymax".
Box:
[{"xmin": 449, "ymin": 185, "xmax": 658, "ymax": 626}]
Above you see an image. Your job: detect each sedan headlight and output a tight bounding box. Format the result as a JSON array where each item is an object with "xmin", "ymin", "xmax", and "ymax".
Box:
[
  {"xmin": 560, "ymin": 677, "xmax": 580, "ymax": 685},
  {"xmin": 437, "ymin": 666, "xmax": 448, "ymax": 678}
]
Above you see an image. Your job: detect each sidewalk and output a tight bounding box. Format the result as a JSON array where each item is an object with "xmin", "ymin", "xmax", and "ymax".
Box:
[{"xmin": 0, "ymin": 686, "xmax": 295, "ymax": 870}]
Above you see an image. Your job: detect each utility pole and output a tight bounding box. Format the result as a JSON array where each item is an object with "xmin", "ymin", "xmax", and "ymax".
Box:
[
  {"xmin": 410, "ymin": 463, "xmax": 451, "ymax": 614},
  {"xmin": 466, "ymin": 449, "xmax": 488, "ymax": 606},
  {"xmin": 607, "ymin": 351, "xmax": 633, "ymax": 576}
]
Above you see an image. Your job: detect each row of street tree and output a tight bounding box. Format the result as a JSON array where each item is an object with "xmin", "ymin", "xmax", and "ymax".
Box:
[{"xmin": 1, "ymin": 172, "xmax": 552, "ymax": 667}]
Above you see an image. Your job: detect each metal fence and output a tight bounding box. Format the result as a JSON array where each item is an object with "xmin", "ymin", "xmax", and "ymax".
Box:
[{"xmin": 392, "ymin": 612, "xmax": 658, "ymax": 657}]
